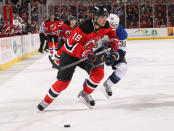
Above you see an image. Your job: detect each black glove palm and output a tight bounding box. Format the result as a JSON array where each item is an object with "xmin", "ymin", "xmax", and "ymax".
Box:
[{"xmin": 105, "ymin": 52, "xmax": 119, "ymax": 66}]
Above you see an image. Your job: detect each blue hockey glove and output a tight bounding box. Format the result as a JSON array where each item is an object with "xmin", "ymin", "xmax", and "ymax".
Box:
[{"xmin": 105, "ymin": 52, "xmax": 119, "ymax": 66}]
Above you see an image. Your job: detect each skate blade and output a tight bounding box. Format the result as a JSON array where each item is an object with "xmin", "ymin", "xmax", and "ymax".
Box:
[{"xmin": 78, "ymin": 95, "xmax": 94, "ymax": 109}]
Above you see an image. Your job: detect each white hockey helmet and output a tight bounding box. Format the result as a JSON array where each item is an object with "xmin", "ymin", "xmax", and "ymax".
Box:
[{"xmin": 107, "ymin": 13, "xmax": 120, "ymax": 26}]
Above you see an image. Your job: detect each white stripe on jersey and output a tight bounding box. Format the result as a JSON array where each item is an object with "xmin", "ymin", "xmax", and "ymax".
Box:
[{"xmin": 39, "ymin": 22, "xmax": 45, "ymax": 33}]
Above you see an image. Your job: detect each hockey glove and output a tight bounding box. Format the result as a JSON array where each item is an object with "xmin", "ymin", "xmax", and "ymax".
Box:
[
  {"xmin": 82, "ymin": 50, "xmax": 97, "ymax": 62},
  {"xmin": 105, "ymin": 52, "xmax": 119, "ymax": 66},
  {"xmin": 96, "ymin": 53, "xmax": 108, "ymax": 63},
  {"xmin": 108, "ymin": 39, "xmax": 119, "ymax": 52}
]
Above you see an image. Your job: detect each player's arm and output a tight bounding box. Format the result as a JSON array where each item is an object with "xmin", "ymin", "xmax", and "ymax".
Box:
[
  {"xmin": 64, "ymin": 26, "xmax": 86, "ymax": 59},
  {"xmin": 106, "ymin": 25, "xmax": 128, "ymax": 66},
  {"xmin": 105, "ymin": 27, "xmax": 119, "ymax": 52},
  {"xmin": 57, "ymin": 21, "xmax": 64, "ymax": 30},
  {"xmin": 57, "ymin": 22, "xmax": 65, "ymax": 37},
  {"xmin": 102, "ymin": 27, "xmax": 120, "ymax": 66},
  {"xmin": 116, "ymin": 25, "xmax": 128, "ymax": 54},
  {"xmin": 44, "ymin": 21, "xmax": 49, "ymax": 35}
]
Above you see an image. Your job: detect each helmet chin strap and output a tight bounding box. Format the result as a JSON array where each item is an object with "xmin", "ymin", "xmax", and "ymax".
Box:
[
  {"xmin": 94, "ymin": 16, "xmax": 101, "ymax": 26},
  {"xmin": 92, "ymin": 18, "xmax": 100, "ymax": 33},
  {"xmin": 95, "ymin": 21, "xmax": 100, "ymax": 26}
]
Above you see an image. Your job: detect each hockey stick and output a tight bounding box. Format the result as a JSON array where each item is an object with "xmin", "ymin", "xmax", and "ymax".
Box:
[
  {"xmin": 48, "ymin": 54, "xmax": 87, "ymax": 70},
  {"xmin": 58, "ymin": 48, "xmax": 112, "ymax": 71},
  {"xmin": 48, "ymin": 55, "xmax": 58, "ymax": 68}
]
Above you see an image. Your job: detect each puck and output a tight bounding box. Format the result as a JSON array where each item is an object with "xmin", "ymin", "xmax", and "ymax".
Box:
[{"xmin": 64, "ymin": 124, "xmax": 71, "ymax": 128}]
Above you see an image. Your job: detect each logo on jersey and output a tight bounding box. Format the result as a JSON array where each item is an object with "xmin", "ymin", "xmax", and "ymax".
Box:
[
  {"xmin": 50, "ymin": 24, "xmax": 57, "ymax": 30},
  {"xmin": 84, "ymin": 39, "xmax": 97, "ymax": 50},
  {"xmin": 65, "ymin": 30, "xmax": 71, "ymax": 37}
]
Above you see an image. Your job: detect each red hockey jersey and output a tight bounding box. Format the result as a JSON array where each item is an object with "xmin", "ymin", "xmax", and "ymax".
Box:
[
  {"xmin": 62, "ymin": 19, "xmax": 118, "ymax": 59},
  {"xmin": 59, "ymin": 20, "xmax": 76, "ymax": 41},
  {"xmin": 44, "ymin": 19, "xmax": 63, "ymax": 35}
]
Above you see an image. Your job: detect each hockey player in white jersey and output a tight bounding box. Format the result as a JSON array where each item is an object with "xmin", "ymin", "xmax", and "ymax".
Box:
[{"xmin": 94, "ymin": 14, "xmax": 128, "ymax": 98}]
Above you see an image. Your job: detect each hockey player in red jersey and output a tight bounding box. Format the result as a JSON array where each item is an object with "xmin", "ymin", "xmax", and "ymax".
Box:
[
  {"xmin": 38, "ymin": 6, "xmax": 119, "ymax": 110},
  {"xmin": 44, "ymin": 14, "xmax": 63, "ymax": 57},
  {"xmin": 55, "ymin": 16, "xmax": 77, "ymax": 66}
]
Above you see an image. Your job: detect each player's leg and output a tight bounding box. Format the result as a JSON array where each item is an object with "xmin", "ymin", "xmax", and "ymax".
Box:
[
  {"xmin": 48, "ymin": 35, "xmax": 59, "ymax": 68},
  {"xmin": 53, "ymin": 35, "xmax": 59, "ymax": 51},
  {"xmin": 37, "ymin": 51, "xmax": 78, "ymax": 111},
  {"xmin": 103, "ymin": 62, "xmax": 127, "ymax": 98},
  {"xmin": 42, "ymin": 34, "xmax": 47, "ymax": 52},
  {"xmin": 39, "ymin": 33, "xmax": 45, "ymax": 53},
  {"xmin": 47, "ymin": 35, "xmax": 54, "ymax": 56},
  {"xmin": 78, "ymin": 62, "xmax": 104, "ymax": 108},
  {"xmin": 55, "ymin": 48, "xmax": 62, "ymax": 66},
  {"xmin": 44, "ymin": 36, "xmax": 49, "ymax": 52}
]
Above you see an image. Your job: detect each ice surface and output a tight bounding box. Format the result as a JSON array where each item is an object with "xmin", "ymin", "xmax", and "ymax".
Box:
[{"xmin": 0, "ymin": 39, "xmax": 174, "ymax": 131}]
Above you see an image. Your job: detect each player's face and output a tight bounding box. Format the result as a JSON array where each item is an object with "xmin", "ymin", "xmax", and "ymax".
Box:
[
  {"xmin": 50, "ymin": 15, "xmax": 54, "ymax": 21},
  {"xmin": 110, "ymin": 23, "xmax": 119, "ymax": 29},
  {"xmin": 70, "ymin": 20, "xmax": 76, "ymax": 28},
  {"xmin": 96, "ymin": 16, "xmax": 107, "ymax": 26}
]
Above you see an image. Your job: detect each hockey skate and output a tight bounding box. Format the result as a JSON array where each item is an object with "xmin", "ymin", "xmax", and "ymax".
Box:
[
  {"xmin": 37, "ymin": 100, "xmax": 49, "ymax": 111},
  {"xmin": 101, "ymin": 81, "xmax": 112, "ymax": 99},
  {"xmin": 44, "ymin": 48, "xmax": 49, "ymax": 53},
  {"xmin": 78, "ymin": 90, "xmax": 95, "ymax": 109}
]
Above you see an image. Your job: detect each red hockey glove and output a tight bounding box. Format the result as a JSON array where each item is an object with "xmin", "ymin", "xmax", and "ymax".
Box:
[{"xmin": 108, "ymin": 39, "xmax": 119, "ymax": 52}]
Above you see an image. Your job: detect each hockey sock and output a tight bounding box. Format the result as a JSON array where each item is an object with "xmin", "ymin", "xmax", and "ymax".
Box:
[
  {"xmin": 106, "ymin": 72, "xmax": 121, "ymax": 88},
  {"xmin": 83, "ymin": 67, "xmax": 104, "ymax": 94},
  {"xmin": 44, "ymin": 80, "xmax": 70, "ymax": 104},
  {"xmin": 48, "ymin": 42, "xmax": 53, "ymax": 55}
]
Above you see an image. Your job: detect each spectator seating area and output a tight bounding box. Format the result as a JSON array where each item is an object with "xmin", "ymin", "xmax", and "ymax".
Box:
[{"xmin": 0, "ymin": 0, "xmax": 174, "ymax": 38}]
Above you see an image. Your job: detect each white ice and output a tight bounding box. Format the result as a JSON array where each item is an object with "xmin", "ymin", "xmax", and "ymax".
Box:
[{"xmin": 0, "ymin": 39, "xmax": 174, "ymax": 131}]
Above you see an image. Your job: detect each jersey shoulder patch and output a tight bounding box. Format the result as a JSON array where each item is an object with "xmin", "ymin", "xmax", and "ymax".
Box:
[{"xmin": 79, "ymin": 19, "xmax": 94, "ymax": 34}]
